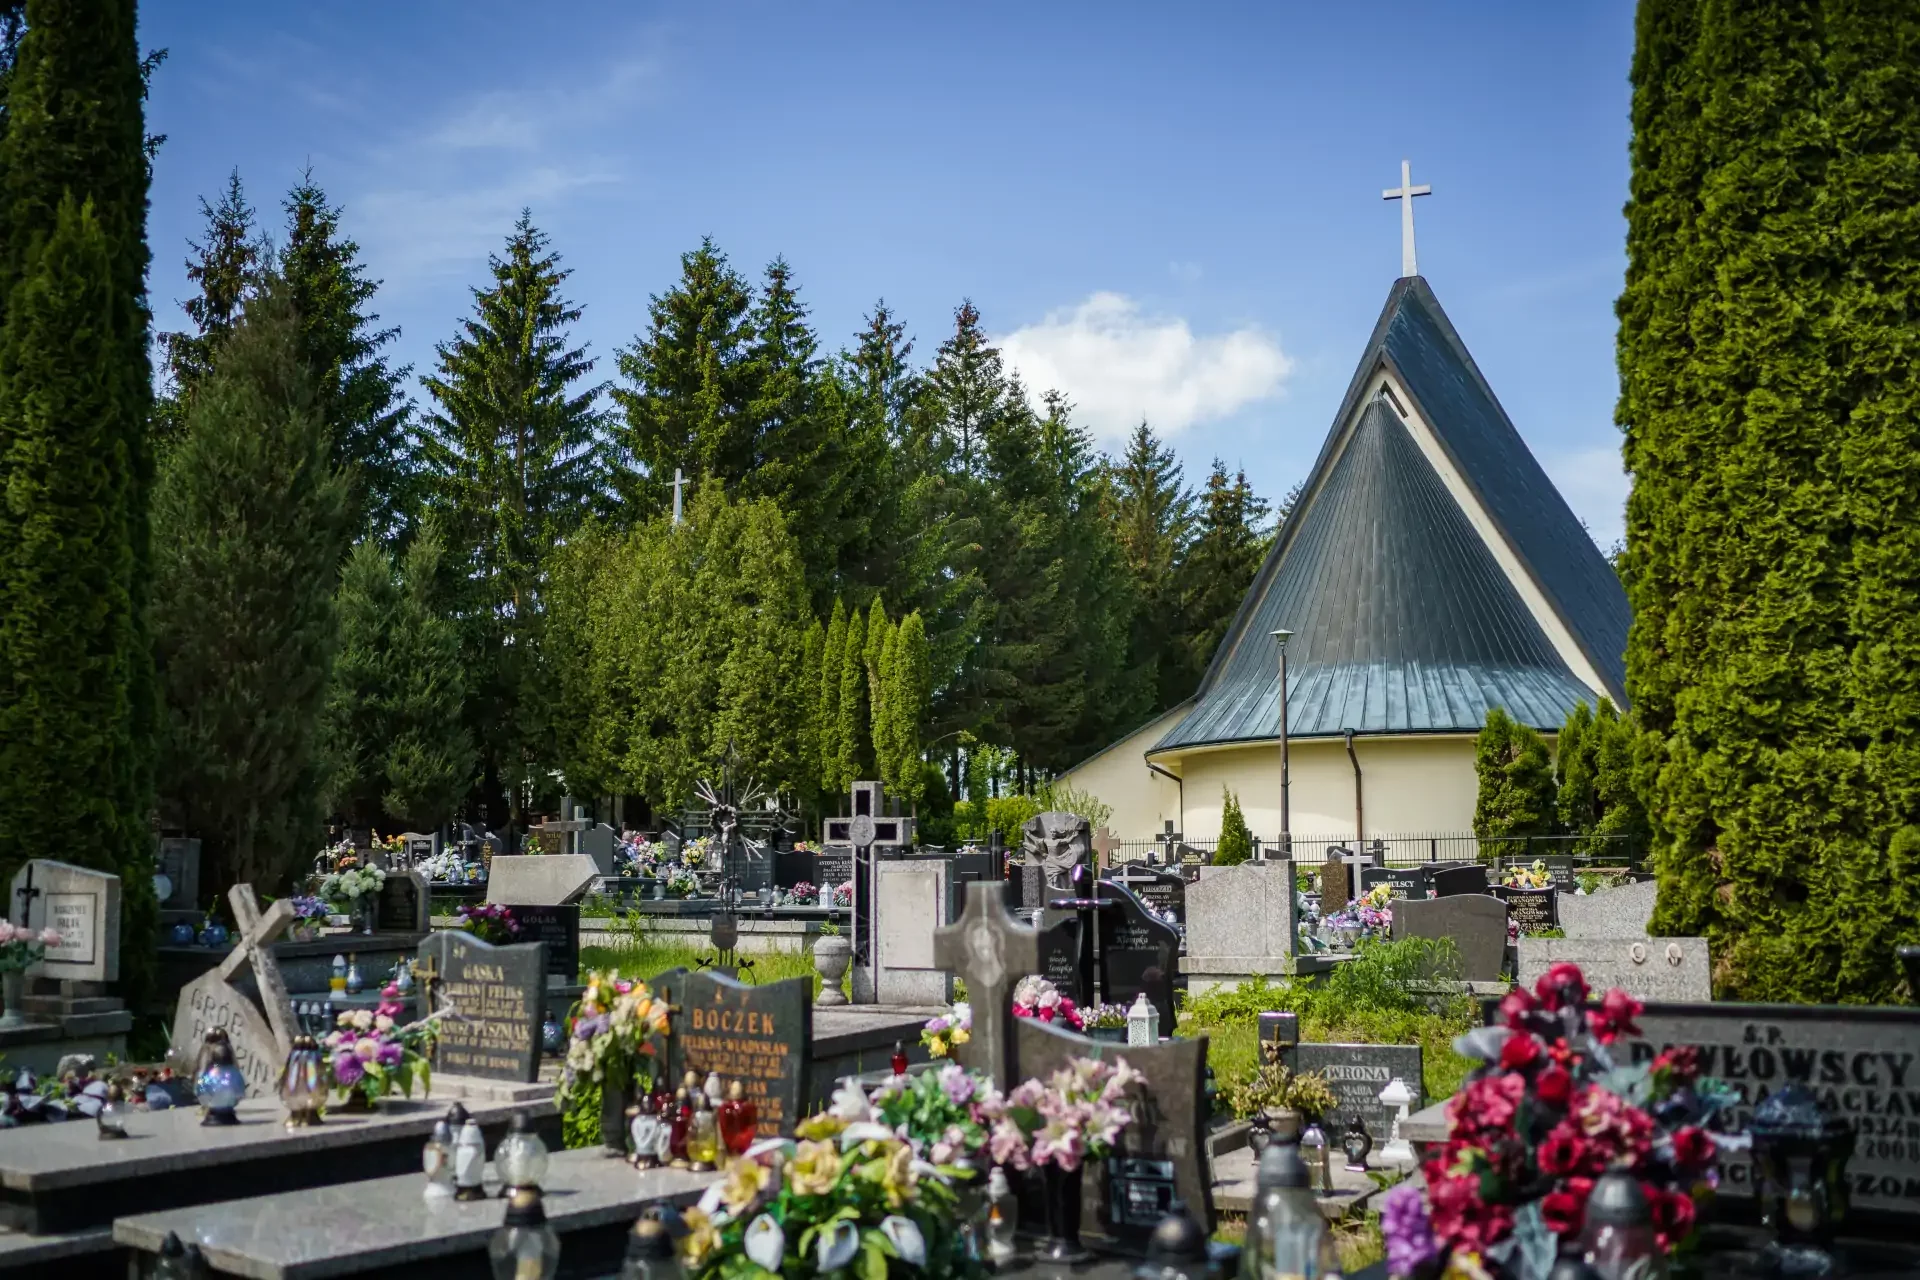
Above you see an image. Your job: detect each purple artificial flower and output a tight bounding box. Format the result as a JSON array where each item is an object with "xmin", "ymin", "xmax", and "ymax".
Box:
[
  {"xmin": 938, "ymin": 1064, "xmax": 975, "ymax": 1106},
  {"xmin": 1382, "ymin": 1181, "xmax": 1439, "ymax": 1276},
  {"xmin": 574, "ymin": 1014, "xmax": 610, "ymax": 1040},
  {"xmin": 332, "ymin": 1053, "xmax": 366, "ymax": 1087},
  {"xmin": 377, "ymin": 1040, "xmax": 404, "ymax": 1068}
]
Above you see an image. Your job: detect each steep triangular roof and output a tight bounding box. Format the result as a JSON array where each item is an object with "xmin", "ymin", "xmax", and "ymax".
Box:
[{"xmin": 1152, "ymin": 276, "xmax": 1629, "ymax": 752}]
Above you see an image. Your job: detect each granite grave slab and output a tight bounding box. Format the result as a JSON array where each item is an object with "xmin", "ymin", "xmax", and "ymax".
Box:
[
  {"xmin": 1320, "ymin": 856, "xmax": 1351, "ymax": 913},
  {"xmin": 511, "ymin": 904, "xmax": 580, "ymax": 980},
  {"xmin": 657, "ymin": 968, "xmax": 811, "ymax": 1139},
  {"xmin": 1496, "ymin": 885, "xmax": 1559, "ymax": 933},
  {"xmin": 1290, "ymin": 1042, "xmax": 1423, "ymax": 1148},
  {"xmin": 1361, "ymin": 866, "xmax": 1429, "ymax": 901},
  {"xmin": 1390, "ymin": 894, "xmax": 1506, "ymax": 982},
  {"xmin": 1558, "ymin": 877, "xmax": 1658, "ymax": 939},
  {"xmin": 1517, "ymin": 937, "xmax": 1711, "ymax": 1003},
  {"xmin": 484, "ymin": 854, "xmax": 598, "ymax": 906},
  {"xmin": 417, "ymin": 931, "xmax": 545, "ymax": 1083},
  {"xmin": 1182, "ymin": 862, "xmax": 1299, "ymax": 988},
  {"xmin": 873, "ymin": 857, "xmax": 952, "ymax": 1005},
  {"xmin": 1431, "ymin": 864, "xmax": 1489, "ymax": 897},
  {"xmin": 376, "ymin": 868, "xmax": 430, "ymax": 934},
  {"xmin": 1038, "ymin": 915, "xmax": 1087, "ymax": 1006}
]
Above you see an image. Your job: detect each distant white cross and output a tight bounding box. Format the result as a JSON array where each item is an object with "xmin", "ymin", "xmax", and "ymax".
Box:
[
  {"xmin": 671, "ymin": 468, "xmax": 688, "ymax": 526},
  {"xmin": 1381, "ymin": 159, "xmax": 1432, "ymax": 278}
]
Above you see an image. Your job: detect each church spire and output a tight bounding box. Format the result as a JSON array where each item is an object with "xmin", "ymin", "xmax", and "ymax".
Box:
[{"xmin": 1381, "ymin": 159, "xmax": 1432, "ymax": 278}]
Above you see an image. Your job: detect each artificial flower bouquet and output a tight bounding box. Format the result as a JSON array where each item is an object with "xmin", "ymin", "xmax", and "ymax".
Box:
[
  {"xmin": 324, "ymin": 983, "xmax": 434, "ymax": 1106},
  {"xmin": 0, "ymin": 920, "xmax": 61, "ymax": 972},
  {"xmin": 417, "ymin": 849, "xmax": 468, "ymax": 883},
  {"xmin": 319, "ymin": 861, "xmax": 385, "ymax": 905},
  {"xmin": 1381, "ymin": 962, "xmax": 1733, "ymax": 1280},
  {"xmin": 618, "ymin": 833, "xmax": 667, "ymax": 876},
  {"xmin": 976, "ymin": 1055, "xmax": 1137, "ymax": 1172},
  {"xmin": 790, "ymin": 880, "xmax": 818, "ymax": 906},
  {"xmin": 667, "ymin": 869, "xmax": 701, "ymax": 897},
  {"xmin": 285, "ymin": 895, "xmax": 330, "ymax": 941},
  {"xmin": 557, "ymin": 971, "xmax": 671, "ymax": 1108},
  {"xmin": 1325, "ymin": 882, "xmax": 1394, "ymax": 936},
  {"xmin": 1011, "ymin": 975, "xmax": 1085, "ymax": 1032},
  {"xmin": 1224, "ymin": 1061, "xmax": 1338, "ymax": 1122},
  {"xmin": 868, "ymin": 1062, "xmax": 995, "ymax": 1164},
  {"xmin": 1081, "ymin": 1002, "xmax": 1130, "ymax": 1031},
  {"xmin": 682, "ymin": 835, "xmax": 715, "ymax": 868},
  {"xmin": 454, "ymin": 901, "xmax": 521, "ymax": 945},
  {"xmin": 920, "ymin": 1002, "xmax": 972, "ymax": 1058},
  {"xmin": 832, "ymin": 880, "xmax": 854, "ymax": 907},
  {"xmin": 677, "ymin": 1084, "xmax": 973, "ymax": 1279},
  {"xmin": 1501, "ymin": 860, "xmax": 1553, "ymax": 890}
]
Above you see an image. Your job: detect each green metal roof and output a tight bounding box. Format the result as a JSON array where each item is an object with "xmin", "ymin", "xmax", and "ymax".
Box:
[{"xmin": 1152, "ymin": 277, "xmax": 1629, "ymax": 751}]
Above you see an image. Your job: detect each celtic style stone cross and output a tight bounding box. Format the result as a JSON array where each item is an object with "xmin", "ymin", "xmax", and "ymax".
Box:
[{"xmin": 932, "ymin": 881, "xmax": 1040, "ymax": 1092}]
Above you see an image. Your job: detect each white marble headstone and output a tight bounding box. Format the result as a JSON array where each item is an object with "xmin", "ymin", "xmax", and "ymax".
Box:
[
  {"xmin": 874, "ymin": 859, "xmax": 952, "ymax": 1005},
  {"xmin": 486, "ymin": 854, "xmax": 599, "ymax": 905},
  {"xmin": 11, "ymin": 859, "xmax": 120, "ymax": 983}
]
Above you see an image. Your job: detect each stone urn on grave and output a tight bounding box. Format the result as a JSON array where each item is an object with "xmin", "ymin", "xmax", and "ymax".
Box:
[{"xmin": 812, "ymin": 928, "xmax": 852, "ymax": 1006}]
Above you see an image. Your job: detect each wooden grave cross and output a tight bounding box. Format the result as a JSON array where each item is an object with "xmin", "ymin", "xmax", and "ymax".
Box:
[
  {"xmin": 1093, "ymin": 827, "xmax": 1118, "ymax": 870},
  {"xmin": 218, "ymin": 884, "xmax": 298, "ymax": 1060},
  {"xmin": 933, "ymin": 880, "xmax": 1040, "ymax": 1092}
]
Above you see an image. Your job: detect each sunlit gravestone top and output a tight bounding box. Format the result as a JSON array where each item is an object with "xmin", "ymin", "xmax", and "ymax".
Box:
[{"xmin": 932, "ymin": 880, "xmax": 1040, "ymax": 1093}]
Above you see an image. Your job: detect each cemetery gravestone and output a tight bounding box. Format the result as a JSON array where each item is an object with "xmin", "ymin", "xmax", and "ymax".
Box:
[
  {"xmin": 400, "ymin": 832, "xmax": 436, "ymax": 869},
  {"xmin": 377, "ymin": 868, "xmax": 431, "ymax": 935},
  {"xmin": 486, "ymin": 854, "xmax": 599, "ymax": 906},
  {"xmin": 1019, "ymin": 863, "xmax": 1047, "ymax": 911},
  {"xmin": 1320, "ymin": 856, "xmax": 1351, "ymax": 914},
  {"xmin": 166, "ymin": 886, "xmax": 297, "ymax": 1095},
  {"xmin": 932, "ymin": 882, "xmax": 1041, "ymax": 1090},
  {"xmin": 11, "ymin": 860, "xmax": 120, "ymax": 983},
  {"xmin": 513, "ymin": 905, "xmax": 581, "ymax": 981},
  {"xmin": 1096, "ymin": 880, "xmax": 1180, "ymax": 1033},
  {"xmin": 579, "ymin": 823, "xmax": 618, "ymax": 876},
  {"xmin": 1517, "ymin": 938, "xmax": 1711, "ymax": 1003},
  {"xmin": 1619, "ymin": 1002, "xmax": 1920, "ymax": 1221},
  {"xmin": 1183, "ymin": 862, "xmax": 1299, "ymax": 987},
  {"xmin": 657, "ymin": 968, "xmax": 811, "ymax": 1139},
  {"xmin": 1495, "ymin": 885, "xmax": 1559, "ymax": 933},
  {"xmin": 1290, "ymin": 1042, "xmax": 1423, "ymax": 1147},
  {"xmin": 1431, "ymin": 864, "xmax": 1490, "ymax": 898},
  {"xmin": 1361, "ymin": 866, "xmax": 1429, "ymax": 901},
  {"xmin": 1020, "ymin": 810, "xmax": 1094, "ymax": 899},
  {"xmin": 1038, "ymin": 917, "xmax": 1087, "ymax": 1007},
  {"xmin": 1258, "ymin": 1011, "xmax": 1299, "ymax": 1066},
  {"xmin": 873, "ymin": 858, "xmax": 953, "ymax": 1005},
  {"xmin": 1557, "ymin": 877, "xmax": 1658, "ymax": 940},
  {"xmin": 156, "ymin": 837, "xmax": 201, "ymax": 912},
  {"xmin": 815, "ymin": 844, "xmax": 854, "ymax": 895},
  {"xmin": 1390, "ymin": 895, "xmax": 1507, "ymax": 982},
  {"xmin": 1111, "ymin": 862, "xmax": 1187, "ymax": 926},
  {"xmin": 417, "ymin": 930, "xmax": 545, "ymax": 1082},
  {"xmin": 1015, "ymin": 1015, "xmax": 1215, "ymax": 1253}
]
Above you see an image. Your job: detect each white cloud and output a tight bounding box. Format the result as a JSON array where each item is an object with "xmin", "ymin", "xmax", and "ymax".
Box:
[
  {"xmin": 1544, "ymin": 445, "xmax": 1629, "ymax": 550},
  {"xmin": 998, "ymin": 292, "xmax": 1291, "ymax": 441}
]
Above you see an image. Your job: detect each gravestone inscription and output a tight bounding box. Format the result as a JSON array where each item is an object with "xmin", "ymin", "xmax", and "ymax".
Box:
[
  {"xmin": 12, "ymin": 860, "xmax": 120, "ymax": 983},
  {"xmin": 658, "ymin": 968, "xmax": 811, "ymax": 1139},
  {"xmin": 1361, "ymin": 866, "xmax": 1428, "ymax": 901},
  {"xmin": 1096, "ymin": 880, "xmax": 1179, "ymax": 1033},
  {"xmin": 418, "ymin": 931, "xmax": 545, "ymax": 1083},
  {"xmin": 1291, "ymin": 1042, "xmax": 1423, "ymax": 1145},
  {"xmin": 378, "ymin": 869, "xmax": 431, "ymax": 934},
  {"xmin": 513, "ymin": 904, "xmax": 581, "ymax": 980},
  {"xmin": 1111, "ymin": 862, "xmax": 1187, "ymax": 926},
  {"xmin": 1037, "ymin": 917, "xmax": 1086, "ymax": 1007},
  {"xmin": 1619, "ymin": 1002, "xmax": 1920, "ymax": 1222},
  {"xmin": 165, "ymin": 885, "xmax": 296, "ymax": 1095},
  {"xmin": 1495, "ymin": 885, "xmax": 1558, "ymax": 933}
]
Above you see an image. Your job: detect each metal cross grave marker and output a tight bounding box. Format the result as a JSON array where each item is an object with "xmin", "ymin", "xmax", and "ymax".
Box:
[
  {"xmin": 933, "ymin": 881, "xmax": 1040, "ymax": 1092},
  {"xmin": 1382, "ymin": 158, "xmax": 1432, "ymax": 278}
]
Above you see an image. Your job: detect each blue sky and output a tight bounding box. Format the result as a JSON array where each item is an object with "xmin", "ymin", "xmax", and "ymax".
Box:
[{"xmin": 140, "ymin": 1, "xmax": 1636, "ymax": 546}]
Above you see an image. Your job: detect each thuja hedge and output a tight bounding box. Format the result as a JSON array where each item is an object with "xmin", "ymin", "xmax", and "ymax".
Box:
[{"xmin": 1619, "ymin": 0, "xmax": 1920, "ymax": 1001}]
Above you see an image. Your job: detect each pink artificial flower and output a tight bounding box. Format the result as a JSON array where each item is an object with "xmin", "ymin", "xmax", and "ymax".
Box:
[
  {"xmin": 989, "ymin": 1117, "xmax": 1030, "ymax": 1170},
  {"xmin": 377, "ymin": 1041, "xmax": 404, "ymax": 1068},
  {"xmin": 38, "ymin": 928, "xmax": 60, "ymax": 946}
]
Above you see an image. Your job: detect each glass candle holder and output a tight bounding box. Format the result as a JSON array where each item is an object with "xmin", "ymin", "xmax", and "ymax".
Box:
[
  {"xmin": 194, "ymin": 1029, "xmax": 246, "ymax": 1126},
  {"xmin": 495, "ymin": 1110, "xmax": 550, "ymax": 1195},
  {"xmin": 489, "ymin": 1188, "xmax": 561, "ymax": 1280}
]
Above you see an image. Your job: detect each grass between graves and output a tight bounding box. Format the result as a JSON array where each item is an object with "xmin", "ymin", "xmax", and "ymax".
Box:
[{"xmin": 1175, "ymin": 937, "xmax": 1478, "ymax": 1105}]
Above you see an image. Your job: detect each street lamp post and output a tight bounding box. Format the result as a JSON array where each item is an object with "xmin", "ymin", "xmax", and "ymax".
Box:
[{"xmin": 1272, "ymin": 629, "xmax": 1293, "ymax": 859}]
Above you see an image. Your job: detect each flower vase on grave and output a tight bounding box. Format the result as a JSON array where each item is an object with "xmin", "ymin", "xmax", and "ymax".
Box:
[
  {"xmin": 1035, "ymin": 1162, "xmax": 1090, "ymax": 1263},
  {"xmin": 352, "ymin": 894, "xmax": 377, "ymax": 935},
  {"xmin": 600, "ymin": 1071, "xmax": 635, "ymax": 1157},
  {"xmin": 0, "ymin": 969, "xmax": 26, "ymax": 1030}
]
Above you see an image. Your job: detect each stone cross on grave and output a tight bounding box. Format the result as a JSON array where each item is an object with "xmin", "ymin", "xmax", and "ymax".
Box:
[
  {"xmin": 1340, "ymin": 843, "xmax": 1370, "ymax": 893},
  {"xmin": 1093, "ymin": 827, "xmax": 1118, "ymax": 871},
  {"xmin": 933, "ymin": 881, "xmax": 1040, "ymax": 1092},
  {"xmin": 216, "ymin": 885, "xmax": 298, "ymax": 1059}
]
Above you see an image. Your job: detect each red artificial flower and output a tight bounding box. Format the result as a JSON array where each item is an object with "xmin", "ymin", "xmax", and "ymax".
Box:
[
  {"xmin": 1648, "ymin": 1185, "xmax": 1697, "ymax": 1248},
  {"xmin": 1586, "ymin": 988, "xmax": 1644, "ymax": 1044},
  {"xmin": 1499, "ymin": 1031, "xmax": 1543, "ymax": 1071},
  {"xmin": 1534, "ymin": 962, "xmax": 1589, "ymax": 1012},
  {"xmin": 1670, "ymin": 1125, "xmax": 1715, "ymax": 1170},
  {"xmin": 1541, "ymin": 1187, "xmax": 1586, "ymax": 1237},
  {"xmin": 1497, "ymin": 987, "xmax": 1538, "ymax": 1025},
  {"xmin": 1449, "ymin": 1071, "xmax": 1527, "ymax": 1143},
  {"xmin": 1537, "ymin": 1124, "xmax": 1584, "ymax": 1177},
  {"xmin": 1427, "ymin": 1169, "xmax": 1516, "ymax": 1253},
  {"xmin": 1653, "ymin": 1045, "xmax": 1700, "ymax": 1084},
  {"xmin": 1535, "ymin": 1064, "xmax": 1573, "ymax": 1108}
]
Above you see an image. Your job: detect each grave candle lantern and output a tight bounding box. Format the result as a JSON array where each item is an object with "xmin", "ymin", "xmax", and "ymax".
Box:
[
  {"xmin": 1749, "ymin": 1082, "xmax": 1854, "ymax": 1270},
  {"xmin": 1298, "ymin": 1120, "xmax": 1332, "ymax": 1195},
  {"xmin": 1340, "ymin": 1116, "xmax": 1372, "ymax": 1172},
  {"xmin": 620, "ymin": 1217, "xmax": 686, "ymax": 1280},
  {"xmin": 423, "ymin": 1119, "xmax": 456, "ymax": 1201},
  {"xmin": 1127, "ymin": 992, "xmax": 1159, "ymax": 1046},
  {"xmin": 454, "ymin": 1115, "xmax": 489, "ymax": 1201},
  {"xmin": 489, "ymin": 1187, "xmax": 561, "ymax": 1280},
  {"xmin": 1376, "ymin": 1077, "xmax": 1416, "ymax": 1167},
  {"xmin": 96, "ymin": 1082, "xmax": 130, "ymax": 1140},
  {"xmin": 278, "ymin": 1034, "xmax": 326, "ymax": 1129},
  {"xmin": 629, "ymin": 1095, "xmax": 661, "ymax": 1170},
  {"xmin": 330, "ymin": 953, "xmax": 347, "ymax": 994},
  {"xmin": 1578, "ymin": 1171, "xmax": 1661, "ymax": 1280},
  {"xmin": 193, "ymin": 1028, "xmax": 246, "ymax": 1126},
  {"xmin": 495, "ymin": 1109, "xmax": 550, "ymax": 1196},
  {"xmin": 718, "ymin": 1079, "xmax": 757, "ymax": 1155}
]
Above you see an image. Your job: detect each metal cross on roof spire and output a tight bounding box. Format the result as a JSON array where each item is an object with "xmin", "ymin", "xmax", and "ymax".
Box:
[{"xmin": 1381, "ymin": 159, "xmax": 1432, "ymax": 278}]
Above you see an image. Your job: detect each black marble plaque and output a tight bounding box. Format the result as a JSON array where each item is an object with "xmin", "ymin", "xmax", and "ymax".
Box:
[
  {"xmin": 1037, "ymin": 916, "xmax": 1086, "ymax": 1006},
  {"xmin": 1619, "ymin": 1002, "xmax": 1920, "ymax": 1223},
  {"xmin": 377, "ymin": 869, "xmax": 429, "ymax": 933},
  {"xmin": 419, "ymin": 932, "xmax": 545, "ymax": 1082},
  {"xmin": 1290, "ymin": 1042, "xmax": 1423, "ymax": 1143},
  {"xmin": 1111, "ymin": 864, "xmax": 1187, "ymax": 925},
  {"xmin": 1013, "ymin": 1017, "xmax": 1213, "ymax": 1255},
  {"xmin": 1496, "ymin": 885, "xmax": 1559, "ymax": 932},
  {"xmin": 1096, "ymin": 880, "xmax": 1179, "ymax": 1032},
  {"xmin": 656, "ymin": 968, "xmax": 811, "ymax": 1138},
  {"xmin": 512, "ymin": 904, "xmax": 580, "ymax": 980},
  {"xmin": 1431, "ymin": 864, "xmax": 1490, "ymax": 897},
  {"xmin": 1360, "ymin": 866, "xmax": 1429, "ymax": 901},
  {"xmin": 815, "ymin": 846, "xmax": 853, "ymax": 892},
  {"xmin": 156, "ymin": 837, "xmax": 201, "ymax": 911}
]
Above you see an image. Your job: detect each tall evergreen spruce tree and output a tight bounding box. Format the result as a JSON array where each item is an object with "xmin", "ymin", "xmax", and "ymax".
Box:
[
  {"xmin": 0, "ymin": 0, "xmax": 158, "ymax": 999},
  {"xmin": 154, "ymin": 278, "xmax": 349, "ymax": 893},
  {"xmin": 798, "ymin": 618, "xmax": 825, "ymax": 805},
  {"xmin": 1107, "ymin": 420, "xmax": 1194, "ymax": 709},
  {"xmin": 282, "ymin": 174, "xmax": 414, "ymax": 539},
  {"xmin": 818, "ymin": 598, "xmax": 848, "ymax": 794},
  {"xmin": 884, "ymin": 611, "xmax": 931, "ymax": 808},
  {"xmin": 1555, "ymin": 701, "xmax": 1598, "ymax": 835},
  {"xmin": 421, "ymin": 212, "xmax": 607, "ymax": 836},
  {"xmin": 157, "ymin": 168, "xmax": 258, "ymax": 447},
  {"xmin": 1180, "ymin": 461, "xmax": 1270, "ymax": 678},
  {"xmin": 1620, "ymin": 0, "xmax": 1920, "ymax": 999}
]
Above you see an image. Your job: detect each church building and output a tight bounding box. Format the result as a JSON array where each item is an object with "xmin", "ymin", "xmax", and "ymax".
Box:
[{"xmin": 1058, "ymin": 272, "xmax": 1631, "ymax": 849}]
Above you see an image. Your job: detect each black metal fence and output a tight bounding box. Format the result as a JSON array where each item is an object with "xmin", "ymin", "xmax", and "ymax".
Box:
[{"xmin": 1107, "ymin": 830, "xmax": 1645, "ymax": 870}]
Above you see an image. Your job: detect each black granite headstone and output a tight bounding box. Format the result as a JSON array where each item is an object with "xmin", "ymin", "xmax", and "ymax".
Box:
[
  {"xmin": 1019, "ymin": 864, "xmax": 1046, "ymax": 911},
  {"xmin": 156, "ymin": 837, "xmax": 201, "ymax": 912},
  {"xmin": 1431, "ymin": 864, "xmax": 1490, "ymax": 897},
  {"xmin": 1037, "ymin": 916, "xmax": 1086, "ymax": 1006},
  {"xmin": 377, "ymin": 869, "xmax": 429, "ymax": 933},
  {"xmin": 655, "ymin": 968, "xmax": 811, "ymax": 1139},
  {"xmin": 774, "ymin": 847, "xmax": 817, "ymax": 890},
  {"xmin": 1360, "ymin": 866, "xmax": 1429, "ymax": 901},
  {"xmin": 1495, "ymin": 885, "xmax": 1559, "ymax": 933},
  {"xmin": 1096, "ymin": 880, "xmax": 1180, "ymax": 1032},
  {"xmin": 513, "ymin": 904, "xmax": 580, "ymax": 980},
  {"xmin": 1013, "ymin": 1016, "xmax": 1214, "ymax": 1255},
  {"xmin": 814, "ymin": 845, "xmax": 853, "ymax": 893},
  {"xmin": 1110, "ymin": 863, "xmax": 1187, "ymax": 926},
  {"xmin": 1257, "ymin": 1011, "xmax": 1298, "ymax": 1066},
  {"xmin": 419, "ymin": 931, "xmax": 545, "ymax": 1082},
  {"xmin": 1290, "ymin": 1042, "xmax": 1423, "ymax": 1145}
]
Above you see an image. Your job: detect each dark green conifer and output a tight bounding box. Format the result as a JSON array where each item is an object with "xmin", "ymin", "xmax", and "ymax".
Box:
[
  {"xmin": 1216, "ymin": 788, "xmax": 1252, "ymax": 865},
  {"xmin": 157, "ymin": 168, "xmax": 258, "ymax": 447}
]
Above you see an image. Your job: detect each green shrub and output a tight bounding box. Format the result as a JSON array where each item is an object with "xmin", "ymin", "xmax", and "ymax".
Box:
[{"xmin": 1216, "ymin": 787, "xmax": 1253, "ymax": 864}]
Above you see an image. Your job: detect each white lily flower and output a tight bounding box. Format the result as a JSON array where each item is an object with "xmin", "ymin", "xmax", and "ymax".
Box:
[
  {"xmin": 881, "ymin": 1215, "xmax": 926, "ymax": 1266},
  {"xmin": 829, "ymin": 1077, "xmax": 872, "ymax": 1122},
  {"xmin": 817, "ymin": 1220, "xmax": 860, "ymax": 1271},
  {"xmin": 696, "ymin": 1182, "xmax": 727, "ymax": 1217},
  {"xmin": 744, "ymin": 1214, "xmax": 785, "ymax": 1271},
  {"xmin": 745, "ymin": 1136, "xmax": 795, "ymax": 1162},
  {"xmin": 838, "ymin": 1121, "xmax": 894, "ymax": 1149}
]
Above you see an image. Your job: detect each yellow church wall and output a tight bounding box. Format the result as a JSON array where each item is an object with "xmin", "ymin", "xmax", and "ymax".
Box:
[{"xmin": 1052, "ymin": 705, "xmax": 1188, "ymax": 839}]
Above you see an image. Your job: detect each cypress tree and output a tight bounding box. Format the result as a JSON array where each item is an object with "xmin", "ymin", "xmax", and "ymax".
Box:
[
  {"xmin": 837, "ymin": 605, "xmax": 870, "ymax": 787},
  {"xmin": 0, "ymin": 0, "xmax": 158, "ymax": 1000},
  {"xmin": 154, "ymin": 277, "xmax": 349, "ymax": 893},
  {"xmin": 819, "ymin": 599, "xmax": 847, "ymax": 793},
  {"xmin": 157, "ymin": 168, "xmax": 259, "ymax": 447},
  {"xmin": 1216, "ymin": 788, "xmax": 1252, "ymax": 865},
  {"xmin": 1473, "ymin": 708, "xmax": 1557, "ymax": 845},
  {"xmin": 886, "ymin": 611, "xmax": 931, "ymax": 808},
  {"xmin": 1620, "ymin": 0, "xmax": 1920, "ymax": 999},
  {"xmin": 281, "ymin": 174, "xmax": 414, "ymax": 539},
  {"xmin": 1588, "ymin": 700, "xmax": 1649, "ymax": 857},
  {"xmin": 323, "ymin": 538, "xmax": 399, "ymax": 827},
  {"xmin": 864, "ymin": 596, "xmax": 892, "ymax": 734},
  {"xmin": 1555, "ymin": 701, "xmax": 1598, "ymax": 834},
  {"xmin": 799, "ymin": 618, "xmax": 824, "ymax": 804}
]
